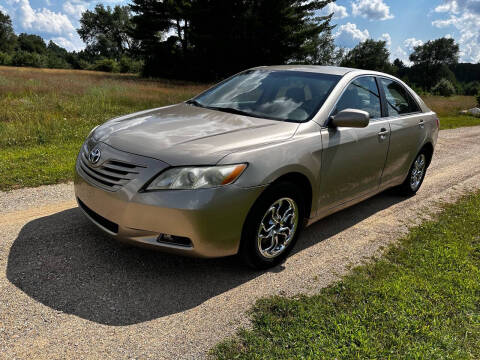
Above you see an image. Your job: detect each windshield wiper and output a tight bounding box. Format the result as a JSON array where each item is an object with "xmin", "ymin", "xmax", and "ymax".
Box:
[
  {"xmin": 186, "ymin": 99, "xmax": 205, "ymax": 108},
  {"xmin": 205, "ymin": 106, "xmax": 260, "ymax": 118}
]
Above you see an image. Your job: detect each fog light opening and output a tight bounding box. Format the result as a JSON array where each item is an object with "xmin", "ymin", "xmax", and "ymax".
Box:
[{"xmin": 157, "ymin": 234, "xmax": 192, "ymax": 248}]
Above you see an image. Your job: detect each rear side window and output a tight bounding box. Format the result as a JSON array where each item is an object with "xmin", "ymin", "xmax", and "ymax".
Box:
[
  {"xmin": 333, "ymin": 76, "xmax": 381, "ymax": 119},
  {"xmin": 380, "ymin": 79, "xmax": 420, "ymax": 116}
]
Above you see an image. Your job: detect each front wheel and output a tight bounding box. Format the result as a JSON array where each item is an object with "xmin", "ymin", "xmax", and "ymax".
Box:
[
  {"xmin": 239, "ymin": 182, "xmax": 305, "ymax": 269},
  {"xmin": 398, "ymin": 151, "xmax": 428, "ymax": 196}
]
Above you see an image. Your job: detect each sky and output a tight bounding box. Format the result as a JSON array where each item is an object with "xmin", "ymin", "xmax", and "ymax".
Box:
[{"xmin": 0, "ymin": 0, "xmax": 479, "ymax": 64}]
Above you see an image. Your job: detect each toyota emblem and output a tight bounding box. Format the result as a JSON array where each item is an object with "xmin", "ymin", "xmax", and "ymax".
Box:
[{"xmin": 88, "ymin": 147, "xmax": 101, "ymax": 165}]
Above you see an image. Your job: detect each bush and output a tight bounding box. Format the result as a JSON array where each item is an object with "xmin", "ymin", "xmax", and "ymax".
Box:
[
  {"xmin": 0, "ymin": 52, "xmax": 12, "ymax": 65},
  {"xmin": 119, "ymin": 56, "xmax": 143, "ymax": 74},
  {"xmin": 11, "ymin": 51, "xmax": 47, "ymax": 68},
  {"xmin": 432, "ymin": 78, "xmax": 456, "ymax": 97},
  {"xmin": 477, "ymin": 95, "xmax": 480, "ymax": 107},
  {"xmin": 464, "ymin": 81, "xmax": 480, "ymax": 96},
  {"xmin": 89, "ymin": 58, "xmax": 119, "ymax": 73},
  {"xmin": 46, "ymin": 55, "xmax": 71, "ymax": 69}
]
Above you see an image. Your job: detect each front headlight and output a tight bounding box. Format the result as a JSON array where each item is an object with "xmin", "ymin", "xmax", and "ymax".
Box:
[{"xmin": 146, "ymin": 164, "xmax": 247, "ymax": 190}]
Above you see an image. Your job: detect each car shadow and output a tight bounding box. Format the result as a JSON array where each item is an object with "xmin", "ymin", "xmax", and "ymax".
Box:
[{"xmin": 6, "ymin": 189, "xmax": 405, "ymax": 326}]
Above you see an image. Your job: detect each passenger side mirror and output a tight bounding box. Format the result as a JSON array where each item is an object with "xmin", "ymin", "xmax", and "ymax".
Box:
[{"xmin": 330, "ymin": 109, "xmax": 370, "ymax": 128}]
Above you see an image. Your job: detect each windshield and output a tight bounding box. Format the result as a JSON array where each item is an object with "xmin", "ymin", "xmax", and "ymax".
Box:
[{"xmin": 190, "ymin": 70, "xmax": 341, "ymax": 122}]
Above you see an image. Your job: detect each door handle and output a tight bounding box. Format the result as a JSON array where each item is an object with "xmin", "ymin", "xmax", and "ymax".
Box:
[
  {"xmin": 378, "ymin": 128, "xmax": 389, "ymax": 139},
  {"xmin": 419, "ymin": 119, "xmax": 425, "ymax": 128}
]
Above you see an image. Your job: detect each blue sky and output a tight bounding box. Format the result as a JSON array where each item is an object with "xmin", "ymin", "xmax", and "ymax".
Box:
[{"xmin": 1, "ymin": 0, "xmax": 479, "ymax": 63}]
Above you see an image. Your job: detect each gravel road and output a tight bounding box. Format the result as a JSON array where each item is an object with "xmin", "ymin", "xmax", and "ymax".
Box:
[{"xmin": 1, "ymin": 126, "xmax": 480, "ymax": 359}]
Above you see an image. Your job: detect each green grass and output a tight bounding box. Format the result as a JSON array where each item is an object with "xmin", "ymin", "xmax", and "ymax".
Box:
[
  {"xmin": 0, "ymin": 66, "xmax": 207, "ymax": 191},
  {"xmin": 212, "ymin": 192, "xmax": 480, "ymax": 359}
]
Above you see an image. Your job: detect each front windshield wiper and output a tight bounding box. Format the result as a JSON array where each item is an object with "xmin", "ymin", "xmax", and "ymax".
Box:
[
  {"xmin": 204, "ymin": 106, "xmax": 262, "ymax": 119},
  {"xmin": 186, "ymin": 99, "xmax": 205, "ymax": 108}
]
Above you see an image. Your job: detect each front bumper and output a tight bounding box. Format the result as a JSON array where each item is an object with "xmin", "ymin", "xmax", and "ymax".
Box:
[{"xmin": 74, "ymin": 146, "xmax": 265, "ymax": 258}]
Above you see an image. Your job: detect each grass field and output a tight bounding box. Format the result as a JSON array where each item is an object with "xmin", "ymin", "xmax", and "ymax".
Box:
[
  {"xmin": 212, "ymin": 192, "xmax": 480, "ymax": 359},
  {"xmin": 0, "ymin": 66, "xmax": 478, "ymax": 191},
  {"xmin": 0, "ymin": 66, "xmax": 207, "ymax": 191},
  {"xmin": 424, "ymin": 95, "xmax": 480, "ymax": 129}
]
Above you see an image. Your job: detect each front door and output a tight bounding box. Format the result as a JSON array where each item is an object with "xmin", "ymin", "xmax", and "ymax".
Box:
[{"xmin": 318, "ymin": 76, "xmax": 390, "ymax": 211}]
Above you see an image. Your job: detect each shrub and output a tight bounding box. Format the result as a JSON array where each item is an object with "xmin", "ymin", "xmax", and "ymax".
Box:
[
  {"xmin": 46, "ymin": 55, "xmax": 71, "ymax": 69},
  {"xmin": 477, "ymin": 95, "xmax": 480, "ymax": 107},
  {"xmin": 119, "ymin": 56, "xmax": 143, "ymax": 74},
  {"xmin": 464, "ymin": 81, "xmax": 480, "ymax": 96},
  {"xmin": 0, "ymin": 52, "xmax": 12, "ymax": 65},
  {"xmin": 89, "ymin": 58, "xmax": 119, "ymax": 73},
  {"xmin": 11, "ymin": 51, "xmax": 47, "ymax": 68},
  {"xmin": 432, "ymin": 78, "xmax": 456, "ymax": 97}
]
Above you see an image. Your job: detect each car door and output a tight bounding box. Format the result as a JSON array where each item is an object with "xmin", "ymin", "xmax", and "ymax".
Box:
[
  {"xmin": 377, "ymin": 78, "xmax": 426, "ymax": 187},
  {"xmin": 318, "ymin": 76, "xmax": 390, "ymax": 211}
]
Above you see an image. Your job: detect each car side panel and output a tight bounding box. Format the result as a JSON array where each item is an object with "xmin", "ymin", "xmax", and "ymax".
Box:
[{"xmin": 317, "ymin": 120, "xmax": 390, "ymax": 212}]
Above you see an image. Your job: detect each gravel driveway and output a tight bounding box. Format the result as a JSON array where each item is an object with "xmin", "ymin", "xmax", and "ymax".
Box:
[{"xmin": 1, "ymin": 126, "xmax": 480, "ymax": 359}]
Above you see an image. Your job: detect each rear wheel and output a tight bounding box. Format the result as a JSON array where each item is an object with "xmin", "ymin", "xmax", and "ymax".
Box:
[
  {"xmin": 239, "ymin": 182, "xmax": 305, "ymax": 269},
  {"xmin": 398, "ymin": 151, "xmax": 428, "ymax": 196}
]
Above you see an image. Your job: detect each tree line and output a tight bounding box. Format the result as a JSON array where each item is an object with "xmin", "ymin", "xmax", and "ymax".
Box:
[{"xmin": 0, "ymin": 1, "xmax": 479, "ymax": 97}]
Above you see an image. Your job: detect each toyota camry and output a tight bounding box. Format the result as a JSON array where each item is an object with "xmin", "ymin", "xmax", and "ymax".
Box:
[{"xmin": 75, "ymin": 66, "xmax": 439, "ymax": 268}]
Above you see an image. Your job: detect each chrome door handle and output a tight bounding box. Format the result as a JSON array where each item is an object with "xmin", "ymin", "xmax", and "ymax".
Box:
[
  {"xmin": 419, "ymin": 119, "xmax": 425, "ymax": 128},
  {"xmin": 378, "ymin": 128, "xmax": 389, "ymax": 139}
]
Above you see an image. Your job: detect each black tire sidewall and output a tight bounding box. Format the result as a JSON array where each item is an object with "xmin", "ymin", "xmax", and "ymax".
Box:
[{"xmin": 239, "ymin": 182, "xmax": 305, "ymax": 269}]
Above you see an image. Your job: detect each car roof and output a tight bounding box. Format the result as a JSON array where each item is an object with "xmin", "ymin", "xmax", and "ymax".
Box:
[{"xmin": 251, "ymin": 65, "xmax": 359, "ymax": 76}]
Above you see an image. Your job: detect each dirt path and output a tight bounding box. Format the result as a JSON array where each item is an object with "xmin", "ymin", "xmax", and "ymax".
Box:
[{"xmin": 1, "ymin": 126, "xmax": 480, "ymax": 359}]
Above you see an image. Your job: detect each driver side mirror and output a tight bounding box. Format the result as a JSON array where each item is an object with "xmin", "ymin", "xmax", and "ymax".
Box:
[{"xmin": 330, "ymin": 109, "xmax": 370, "ymax": 128}]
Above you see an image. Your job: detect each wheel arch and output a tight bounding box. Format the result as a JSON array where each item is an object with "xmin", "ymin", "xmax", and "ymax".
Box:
[
  {"xmin": 266, "ymin": 171, "xmax": 314, "ymax": 225},
  {"xmin": 421, "ymin": 142, "xmax": 434, "ymax": 167}
]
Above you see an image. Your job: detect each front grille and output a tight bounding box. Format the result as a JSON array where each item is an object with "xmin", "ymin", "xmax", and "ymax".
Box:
[
  {"xmin": 78, "ymin": 198, "xmax": 119, "ymax": 234},
  {"xmin": 78, "ymin": 145, "xmax": 146, "ymax": 191}
]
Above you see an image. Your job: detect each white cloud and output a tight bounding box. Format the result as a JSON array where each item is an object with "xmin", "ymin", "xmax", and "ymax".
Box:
[
  {"xmin": 380, "ymin": 33, "xmax": 391, "ymax": 47},
  {"xmin": 351, "ymin": 0, "xmax": 394, "ymax": 21},
  {"xmin": 432, "ymin": 1, "xmax": 480, "ymax": 63},
  {"xmin": 14, "ymin": 0, "xmax": 75, "ymax": 34},
  {"xmin": 50, "ymin": 33, "xmax": 85, "ymax": 51},
  {"xmin": 391, "ymin": 46, "xmax": 412, "ymax": 65},
  {"xmin": 334, "ymin": 22, "xmax": 369, "ymax": 48},
  {"xmin": 404, "ymin": 38, "xmax": 424, "ymax": 50},
  {"xmin": 63, "ymin": 1, "xmax": 87, "ymax": 18},
  {"xmin": 322, "ymin": 2, "xmax": 349, "ymax": 19}
]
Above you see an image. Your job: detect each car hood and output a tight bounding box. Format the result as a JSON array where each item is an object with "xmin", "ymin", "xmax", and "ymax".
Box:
[{"xmin": 93, "ymin": 103, "xmax": 300, "ymax": 165}]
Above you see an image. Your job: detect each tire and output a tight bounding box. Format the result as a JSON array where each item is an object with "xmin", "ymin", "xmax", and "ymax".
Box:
[
  {"xmin": 397, "ymin": 150, "xmax": 428, "ymax": 196},
  {"xmin": 239, "ymin": 182, "xmax": 305, "ymax": 269}
]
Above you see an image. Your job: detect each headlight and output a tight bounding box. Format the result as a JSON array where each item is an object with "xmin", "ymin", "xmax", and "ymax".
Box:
[{"xmin": 146, "ymin": 164, "xmax": 247, "ymax": 190}]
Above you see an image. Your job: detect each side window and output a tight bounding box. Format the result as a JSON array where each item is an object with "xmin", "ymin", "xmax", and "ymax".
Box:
[
  {"xmin": 380, "ymin": 79, "xmax": 420, "ymax": 116},
  {"xmin": 334, "ymin": 76, "xmax": 382, "ymax": 119}
]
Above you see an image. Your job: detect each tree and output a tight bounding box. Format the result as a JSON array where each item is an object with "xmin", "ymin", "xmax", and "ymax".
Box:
[
  {"xmin": 409, "ymin": 37, "xmax": 460, "ymax": 90},
  {"xmin": 341, "ymin": 39, "xmax": 392, "ymax": 73},
  {"xmin": 432, "ymin": 78, "xmax": 456, "ymax": 97},
  {"xmin": 78, "ymin": 4, "xmax": 139, "ymax": 60},
  {"xmin": 16, "ymin": 33, "xmax": 46, "ymax": 54},
  {"xmin": 0, "ymin": 11, "xmax": 16, "ymax": 53},
  {"xmin": 130, "ymin": 0, "xmax": 336, "ymax": 80}
]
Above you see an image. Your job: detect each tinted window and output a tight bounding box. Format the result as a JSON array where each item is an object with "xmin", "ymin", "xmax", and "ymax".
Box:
[
  {"xmin": 192, "ymin": 70, "xmax": 341, "ymax": 122},
  {"xmin": 334, "ymin": 77, "xmax": 381, "ymax": 119},
  {"xmin": 380, "ymin": 79, "xmax": 420, "ymax": 116}
]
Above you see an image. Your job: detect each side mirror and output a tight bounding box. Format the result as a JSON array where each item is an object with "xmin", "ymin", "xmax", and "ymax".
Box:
[{"xmin": 330, "ymin": 109, "xmax": 370, "ymax": 128}]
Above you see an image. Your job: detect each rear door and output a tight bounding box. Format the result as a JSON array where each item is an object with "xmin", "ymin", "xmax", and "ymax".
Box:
[
  {"xmin": 318, "ymin": 76, "xmax": 390, "ymax": 211},
  {"xmin": 377, "ymin": 78, "xmax": 426, "ymax": 187}
]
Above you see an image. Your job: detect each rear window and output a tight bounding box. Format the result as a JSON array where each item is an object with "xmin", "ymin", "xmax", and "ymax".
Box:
[{"xmin": 380, "ymin": 78, "xmax": 420, "ymax": 116}]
